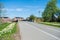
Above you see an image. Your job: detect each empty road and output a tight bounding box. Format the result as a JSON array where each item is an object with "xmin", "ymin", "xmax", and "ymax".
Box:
[{"xmin": 19, "ymin": 21, "xmax": 60, "ymax": 40}]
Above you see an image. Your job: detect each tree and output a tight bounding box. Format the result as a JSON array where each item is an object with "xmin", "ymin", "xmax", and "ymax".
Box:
[
  {"xmin": 29, "ymin": 15, "xmax": 36, "ymax": 22},
  {"xmin": 0, "ymin": 3, "xmax": 4, "ymax": 24},
  {"xmin": 0, "ymin": 3, "xmax": 2, "ymax": 17},
  {"xmin": 42, "ymin": 0, "xmax": 58, "ymax": 22},
  {"xmin": 56, "ymin": 9, "xmax": 60, "ymax": 22}
]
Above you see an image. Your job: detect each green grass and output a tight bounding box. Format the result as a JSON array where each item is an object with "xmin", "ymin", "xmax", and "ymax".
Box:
[
  {"xmin": 40, "ymin": 22, "xmax": 60, "ymax": 28},
  {"xmin": 0, "ymin": 23, "xmax": 10, "ymax": 31},
  {"xmin": 0, "ymin": 22, "xmax": 17, "ymax": 40}
]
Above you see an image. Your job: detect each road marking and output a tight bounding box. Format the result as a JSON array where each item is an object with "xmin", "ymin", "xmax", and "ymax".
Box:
[
  {"xmin": 47, "ymin": 27, "xmax": 60, "ymax": 32},
  {"xmin": 29, "ymin": 24, "xmax": 60, "ymax": 40},
  {"xmin": 27, "ymin": 22, "xmax": 60, "ymax": 32},
  {"xmin": 39, "ymin": 24, "xmax": 60, "ymax": 32}
]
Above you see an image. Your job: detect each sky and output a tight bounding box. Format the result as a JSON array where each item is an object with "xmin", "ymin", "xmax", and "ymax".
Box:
[{"xmin": 0, "ymin": 0, "xmax": 60, "ymax": 19}]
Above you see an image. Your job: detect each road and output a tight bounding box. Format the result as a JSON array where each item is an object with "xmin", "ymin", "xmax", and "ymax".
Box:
[{"xmin": 18, "ymin": 21, "xmax": 60, "ymax": 40}]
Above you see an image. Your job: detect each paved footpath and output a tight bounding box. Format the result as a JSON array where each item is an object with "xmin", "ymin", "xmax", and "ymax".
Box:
[{"xmin": 19, "ymin": 21, "xmax": 60, "ymax": 40}]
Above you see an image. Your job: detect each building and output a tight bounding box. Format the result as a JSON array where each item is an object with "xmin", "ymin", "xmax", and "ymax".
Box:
[
  {"xmin": 34, "ymin": 17, "xmax": 43, "ymax": 23},
  {"xmin": 13, "ymin": 17, "xmax": 24, "ymax": 22},
  {"xmin": 1, "ymin": 17, "xmax": 11, "ymax": 23}
]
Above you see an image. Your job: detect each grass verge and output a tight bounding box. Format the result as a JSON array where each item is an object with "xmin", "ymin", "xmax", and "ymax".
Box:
[
  {"xmin": 0, "ymin": 22, "xmax": 17, "ymax": 40},
  {"xmin": 0, "ymin": 23, "xmax": 10, "ymax": 31},
  {"xmin": 40, "ymin": 22, "xmax": 60, "ymax": 28}
]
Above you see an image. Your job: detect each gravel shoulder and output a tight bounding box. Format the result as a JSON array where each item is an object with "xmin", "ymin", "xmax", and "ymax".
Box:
[{"xmin": 12, "ymin": 22, "xmax": 21, "ymax": 40}]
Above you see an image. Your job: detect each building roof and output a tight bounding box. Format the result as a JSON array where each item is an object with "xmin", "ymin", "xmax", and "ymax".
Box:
[{"xmin": 15, "ymin": 17, "xmax": 24, "ymax": 19}]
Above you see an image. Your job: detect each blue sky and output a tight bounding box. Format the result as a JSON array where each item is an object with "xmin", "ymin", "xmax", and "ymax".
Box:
[{"xmin": 0, "ymin": 0, "xmax": 60, "ymax": 19}]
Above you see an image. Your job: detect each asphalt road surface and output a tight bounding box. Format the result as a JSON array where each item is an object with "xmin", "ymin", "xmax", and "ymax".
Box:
[{"xmin": 19, "ymin": 21, "xmax": 60, "ymax": 40}]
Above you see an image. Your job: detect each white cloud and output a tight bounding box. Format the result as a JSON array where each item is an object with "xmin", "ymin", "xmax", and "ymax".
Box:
[
  {"xmin": 16, "ymin": 8, "xmax": 23, "ymax": 11},
  {"xmin": 1, "ymin": 8, "xmax": 23, "ymax": 12},
  {"xmin": 24, "ymin": 6, "xmax": 40, "ymax": 8}
]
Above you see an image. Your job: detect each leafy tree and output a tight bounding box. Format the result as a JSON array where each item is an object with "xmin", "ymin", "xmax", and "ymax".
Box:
[
  {"xmin": 0, "ymin": 3, "xmax": 2, "ymax": 17},
  {"xmin": 29, "ymin": 15, "xmax": 36, "ymax": 22},
  {"xmin": 56, "ymin": 9, "xmax": 60, "ymax": 22},
  {"xmin": 42, "ymin": 0, "xmax": 58, "ymax": 22},
  {"xmin": 0, "ymin": 3, "xmax": 4, "ymax": 24}
]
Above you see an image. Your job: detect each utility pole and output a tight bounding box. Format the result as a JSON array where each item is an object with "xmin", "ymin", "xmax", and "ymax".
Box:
[{"xmin": 38, "ymin": 11, "xmax": 40, "ymax": 18}]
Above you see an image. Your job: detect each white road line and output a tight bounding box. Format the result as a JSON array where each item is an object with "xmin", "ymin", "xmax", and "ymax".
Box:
[
  {"xmin": 47, "ymin": 27, "xmax": 60, "ymax": 32},
  {"xmin": 28, "ymin": 22, "xmax": 60, "ymax": 32},
  {"xmin": 30, "ymin": 25, "xmax": 60, "ymax": 40},
  {"xmin": 39, "ymin": 24, "xmax": 60, "ymax": 32},
  {"xmin": 37, "ymin": 24, "xmax": 60, "ymax": 32}
]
